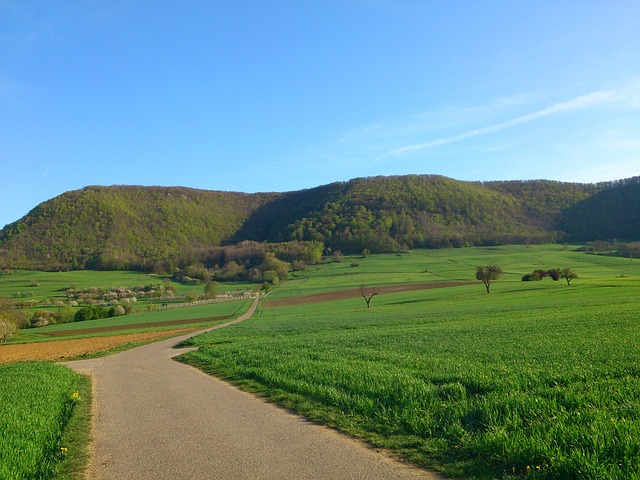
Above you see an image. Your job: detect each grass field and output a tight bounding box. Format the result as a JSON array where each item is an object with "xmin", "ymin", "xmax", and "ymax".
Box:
[
  {"xmin": 13, "ymin": 299, "xmax": 252, "ymax": 343},
  {"xmin": 0, "ymin": 268, "xmax": 254, "ymax": 306},
  {"xmin": 0, "ymin": 272, "xmax": 256, "ymax": 479},
  {"xmin": 0, "ymin": 362, "xmax": 90, "ymax": 480},
  {"xmin": 179, "ymin": 245, "xmax": 640, "ymax": 479}
]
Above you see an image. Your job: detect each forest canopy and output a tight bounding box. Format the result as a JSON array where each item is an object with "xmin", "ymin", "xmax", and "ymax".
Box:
[{"xmin": 1, "ymin": 175, "xmax": 638, "ymax": 272}]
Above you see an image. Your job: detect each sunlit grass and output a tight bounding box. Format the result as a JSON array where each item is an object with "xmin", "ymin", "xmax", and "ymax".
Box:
[
  {"xmin": 0, "ymin": 362, "xmax": 89, "ymax": 480},
  {"xmin": 180, "ymin": 246, "xmax": 640, "ymax": 479}
]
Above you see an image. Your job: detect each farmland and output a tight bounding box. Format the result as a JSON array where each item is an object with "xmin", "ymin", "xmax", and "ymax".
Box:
[
  {"xmin": 2, "ymin": 244, "xmax": 639, "ymax": 479},
  {"xmin": 0, "ymin": 299, "xmax": 254, "ymax": 365},
  {"xmin": 0, "ymin": 274, "xmax": 254, "ymax": 479},
  {"xmin": 0, "ymin": 266, "xmax": 256, "ymax": 347},
  {"xmin": 179, "ymin": 245, "xmax": 640, "ymax": 479}
]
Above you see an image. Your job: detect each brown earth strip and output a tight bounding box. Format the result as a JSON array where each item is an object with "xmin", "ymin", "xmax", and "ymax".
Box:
[
  {"xmin": 0, "ymin": 328, "xmax": 198, "ymax": 364},
  {"xmin": 40, "ymin": 315, "xmax": 231, "ymax": 337},
  {"xmin": 264, "ymin": 281, "xmax": 476, "ymax": 307}
]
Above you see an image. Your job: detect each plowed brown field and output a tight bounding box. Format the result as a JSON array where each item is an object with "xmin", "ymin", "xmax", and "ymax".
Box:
[
  {"xmin": 0, "ymin": 328, "xmax": 198, "ymax": 364},
  {"xmin": 263, "ymin": 281, "xmax": 475, "ymax": 307}
]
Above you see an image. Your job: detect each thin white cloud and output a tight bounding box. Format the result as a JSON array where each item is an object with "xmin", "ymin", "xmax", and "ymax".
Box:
[{"xmin": 375, "ymin": 87, "xmax": 635, "ymax": 161}]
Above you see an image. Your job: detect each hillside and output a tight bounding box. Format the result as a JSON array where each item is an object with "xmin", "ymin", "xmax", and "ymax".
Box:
[
  {"xmin": 0, "ymin": 186, "xmax": 277, "ymax": 271},
  {"xmin": 0, "ymin": 175, "xmax": 638, "ymax": 271}
]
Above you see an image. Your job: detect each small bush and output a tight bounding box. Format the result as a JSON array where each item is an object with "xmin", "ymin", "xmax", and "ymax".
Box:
[
  {"xmin": 73, "ymin": 305, "xmax": 112, "ymax": 322},
  {"xmin": 30, "ymin": 310, "xmax": 57, "ymax": 327},
  {"xmin": 523, "ymin": 268, "xmax": 560, "ymax": 281},
  {"xmin": 547, "ymin": 268, "xmax": 561, "ymax": 281}
]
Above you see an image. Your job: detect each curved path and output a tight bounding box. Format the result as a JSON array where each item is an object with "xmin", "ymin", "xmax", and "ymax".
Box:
[{"xmin": 66, "ymin": 297, "xmax": 444, "ymax": 480}]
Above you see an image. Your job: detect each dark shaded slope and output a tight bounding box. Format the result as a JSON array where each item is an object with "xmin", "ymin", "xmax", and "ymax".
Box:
[
  {"xmin": 559, "ymin": 177, "xmax": 640, "ymax": 241},
  {"xmin": 232, "ymin": 182, "xmax": 349, "ymax": 243},
  {"xmin": 485, "ymin": 179, "xmax": 598, "ymax": 228}
]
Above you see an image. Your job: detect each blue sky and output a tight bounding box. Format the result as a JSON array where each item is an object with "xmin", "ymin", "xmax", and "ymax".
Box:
[{"xmin": 1, "ymin": 1, "xmax": 639, "ymax": 228}]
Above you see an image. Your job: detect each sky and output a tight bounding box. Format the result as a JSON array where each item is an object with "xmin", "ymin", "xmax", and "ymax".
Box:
[{"xmin": 1, "ymin": 1, "xmax": 640, "ymax": 228}]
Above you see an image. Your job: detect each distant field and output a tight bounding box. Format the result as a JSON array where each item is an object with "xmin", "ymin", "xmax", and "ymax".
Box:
[
  {"xmin": 0, "ymin": 268, "xmax": 254, "ymax": 303},
  {"xmin": 10, "ymin": 298, "xmax": 253, "ymax": 344},
  {"xmin": 180, "ymin": 246, "xmax": 640, "ymax": 479},
  {"xmin": 267, "ymin": 244, "xmax": 639, "ymax": 301}
]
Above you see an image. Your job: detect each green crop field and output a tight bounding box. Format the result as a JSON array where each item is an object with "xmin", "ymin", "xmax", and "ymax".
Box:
[
  {"xmin": 0, "ymin": 269, "xmax": 255, "ymax": 299},
  {"xmin": 179, "ymin": 245, "xmax": 640, "ymax": 479},
  {"xmin": 0, "ymin": 265, "xmax": 255, "ymax": 345},
  {"xmin": 0, "ymin": 362, "xmax": 90, "ymax": 480},
  {"xmin": 13, "ymin": 298, "xmax": 253, "ymax": 344}
]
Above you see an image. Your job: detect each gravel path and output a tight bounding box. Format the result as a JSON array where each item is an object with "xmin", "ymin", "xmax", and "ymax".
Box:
[{"xmin": 66, "ymin": 297, "xmax": 444, "ymax": 480}]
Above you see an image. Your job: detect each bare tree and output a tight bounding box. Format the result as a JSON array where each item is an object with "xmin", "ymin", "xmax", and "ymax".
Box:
[{"xmin": 361, "ymin": 284, "xmax": 378, "ymax": 308}]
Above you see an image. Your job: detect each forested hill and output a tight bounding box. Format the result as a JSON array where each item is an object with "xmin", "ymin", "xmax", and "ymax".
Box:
[
  {"xmin": 1, "ymin": 175, "xmax": 638, "ymax": 271},
  {"xmin": 0, "ymin": 186, "xmax": 277, "ymax": 271}
]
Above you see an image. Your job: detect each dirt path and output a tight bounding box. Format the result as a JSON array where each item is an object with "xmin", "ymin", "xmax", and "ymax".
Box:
[{"xmin": 65, "ymin": 296, "xmax": 444, "ymax": 480}]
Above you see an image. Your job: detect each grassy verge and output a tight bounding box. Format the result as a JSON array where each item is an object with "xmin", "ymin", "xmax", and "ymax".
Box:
[
  {"xmin": 0, "ymin": 362, "xmax": 89, "ymax": 480},
  {"xmin": 179, "ymin": 246, "xmax": 640, "ymax": 479},
  {"xmin": 53, "ymin": 373, "xmax": 92, "ymax": 480}
]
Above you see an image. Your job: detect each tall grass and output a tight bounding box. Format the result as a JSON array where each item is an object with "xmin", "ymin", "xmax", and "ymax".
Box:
[
  {"xmin": 180, "ymin": 247, "xmax": 640, "ymax": 479},
  {"xmin": 0, "ymin": 362, "xmax": 88, "ymax": 480}
]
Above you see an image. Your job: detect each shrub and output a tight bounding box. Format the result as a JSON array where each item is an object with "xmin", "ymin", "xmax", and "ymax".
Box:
[
  {"xmin": 73, "ymin": 305, "xmax": 111, "ymax": 322},
  {"xmin": 74, "ymin": 307, "xmax": 94, "ymax": 322},
  {"xmin": 55, "ymin": 305, "xmax": 75, "ymax": 324},
  {"xmin": 533, "ymin": 269, "xmax": 549, "ymax": 280},
  {"xmin": 204, "ymin": 281, "xmax": 219, "ymax": 298},
  {"xmin": 111, "ymin": 305, "xmax": 127, "ymax": 316},
  {"xmin": 547, "ymin": 268, "xmax": 561, "ymax": 281},
  {"xmin": 262, "ymin": 270, "xmax": 280, "ymax": 285},
  {"xmin": 30, "ymin": 310, "xmax": 57, "ymax": 327}
]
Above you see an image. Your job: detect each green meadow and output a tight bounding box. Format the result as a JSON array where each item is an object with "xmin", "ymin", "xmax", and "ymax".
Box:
[
  {"xmin": 0, "ymin": 268, "xmax": 254, "ymax": 304},
  {"xmin": 14, "ymin": 299, "xmax": 252, "ymax": 344},
  {"xmin": 0, "ymin": 362, "xmax": 90, "ymax": 480},
  {"xmin": 0, "ymin": 266, "xmax": 255, "ymax": 344},
  {"xmin": 180, "ymin": 245, "xmax": 640, "ymax": 479}
]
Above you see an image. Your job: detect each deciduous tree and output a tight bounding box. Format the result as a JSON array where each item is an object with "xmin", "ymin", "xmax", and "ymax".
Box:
[
  {"xmin": 476, "ymin": 265, "xmax": 503, "ymax": 294},
  {"xmin": 561, "ymin": 268, "xmax": 577, "ymax": 286},
  {"xmin": 204, "ymin": 281, "xmax": 219, "ymax": 298},
  {"xmin": 361, "ymin": 284, "xmax": 378, "ymax": 308}
]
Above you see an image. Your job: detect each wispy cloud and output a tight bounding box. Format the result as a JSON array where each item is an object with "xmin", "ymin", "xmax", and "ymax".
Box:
[
  {"xmin": 375, "ymin": 89, "xmax": 626, "ymax": 161},
  {"xmin": 290, "ymin": 80, "xmax": 640, "ymax": 185}
]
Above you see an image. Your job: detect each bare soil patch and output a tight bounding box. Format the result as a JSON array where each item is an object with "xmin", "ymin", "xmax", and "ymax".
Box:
[
  {"xmin": 264, "ymin": 281, "xmax": 476, "ymax": 308},
  {"xmin": 40, "ymin": 315, "xmax": 230, "ymax": 337},
  {"xmin": 0, "ymin": 328, "xmax": 198, "ymax": 364}
]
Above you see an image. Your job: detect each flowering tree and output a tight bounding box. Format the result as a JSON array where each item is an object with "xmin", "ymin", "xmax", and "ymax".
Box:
[{"xmin": 0, "ymin": 315, "xmax": 17, "ymax": 342}]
